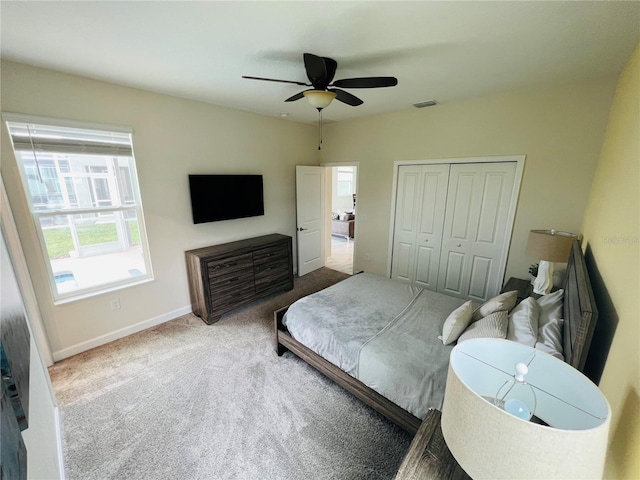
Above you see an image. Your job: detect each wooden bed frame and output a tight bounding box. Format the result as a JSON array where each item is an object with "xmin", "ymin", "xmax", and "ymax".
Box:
[{"xmin": 274, "ymin": 240, "xmax": 597, "ymax": 435}]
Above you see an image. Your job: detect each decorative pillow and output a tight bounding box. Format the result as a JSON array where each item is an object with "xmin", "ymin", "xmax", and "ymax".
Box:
[
  {"xmin": 537, "ymin": 289, "xmax": 564, "ymax": 327},
  {"xmin": 439, "ymin": 300, "xmax": 473, "ymax": 345},
  {"xmin": 331, "ymin": 212, "xmax": 340, "ymax": 220},
  {"xmin": 535, "ymin": 316, "xmax": 565, "ymax": 360},
  {"xmin": 458, "ymin": 311, "xmax": 508, "ymax": 343},
  {"xmin": 472, "ymin": 290, "xmax": 518, "ymax": 321},
  {"xmin": 339, "ymin": 212, "xmax": 348, "ymax": 221},
  {"xmin": 506, "ymin": 297, "xmax": 540, "ymax": 347}
]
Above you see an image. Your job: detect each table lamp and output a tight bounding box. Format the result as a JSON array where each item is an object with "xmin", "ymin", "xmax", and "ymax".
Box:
[
  {"xmin": 441, "ymin": 338, "xmax": 610, "ymax": 480},
  {"xmin": 526, "ymin": 229, "xmax": 577, "ymax": 295}
]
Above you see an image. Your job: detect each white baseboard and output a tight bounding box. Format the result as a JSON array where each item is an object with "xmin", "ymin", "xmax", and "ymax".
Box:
[{"xmin": 52, "ymin": 305, "xmax": 192, "ymax": 361}]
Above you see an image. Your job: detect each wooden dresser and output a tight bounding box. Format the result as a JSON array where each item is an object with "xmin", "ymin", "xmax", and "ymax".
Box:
[{"xmin": 186, "ymin": 234, "xmax": 293, "ymax": 324}]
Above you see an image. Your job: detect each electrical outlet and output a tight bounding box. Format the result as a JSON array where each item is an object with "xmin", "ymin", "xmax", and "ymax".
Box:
[{"xmin": 110, "ymin": 298, "xmax": 121, "ymax": 310}]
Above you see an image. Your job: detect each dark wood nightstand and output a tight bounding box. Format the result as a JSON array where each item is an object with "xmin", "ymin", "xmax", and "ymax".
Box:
[
  {"xmin": 501, "ymin": 276, "xmax": 534, "ymax": 303},
  {"xmin": 395, "ymin": 409, "xmax": 470, "ymax": 480},
  {"xmin": 502, "ymin": 277, "xmax": 558, "ymax": 304}
]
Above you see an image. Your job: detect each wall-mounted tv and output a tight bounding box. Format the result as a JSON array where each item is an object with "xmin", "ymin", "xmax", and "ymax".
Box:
[{"xmin": 188, "ymin": 174, "xmax": 264, "ymax": 224}]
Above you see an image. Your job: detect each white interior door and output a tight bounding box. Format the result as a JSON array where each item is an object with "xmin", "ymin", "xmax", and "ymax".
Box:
[
  {"xmin": 414, "ymin": 165, "xmax": 450, "ymax": 290},
  {"xmin": 437, "ymin": 162, "xmax": 516, "ymax": 300},
  {"xmin": 296, "ymin": 166, "xmax": 325, "ymax": 276},
  {"xmin": 390, "ymin": 166, "xmax": 423, "ymax": 283},
  {"xmin": 390, "ymin": 164, "xmax": 449, "ymax": 290}
]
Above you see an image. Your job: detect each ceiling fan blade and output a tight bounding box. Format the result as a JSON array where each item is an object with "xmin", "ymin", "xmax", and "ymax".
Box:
[
  {"xmin": 323, "ymin": 57, "xmax": 338, "ymax": 84},
  {"xmin": 332, "ymin": 77, "xmax": 398, "ymax": 89},
  {"xmin": 284, "ymin": 91, "xmax": 307, "ymax": 102},
  {"xmin": 303, "ymin": 53, "xmax": 328, "ymax": 89},
  {"xmin": 242, "ymin": 75, "xmax": 310, "ymax": 87},
  {"xmin": 329, "ymin": 88, "xmax": 363, "ymax": 107}
]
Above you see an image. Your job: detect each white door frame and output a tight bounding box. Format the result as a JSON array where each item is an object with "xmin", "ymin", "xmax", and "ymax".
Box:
[
  {"xmin": 321, "ymin": 161, "xmax": 360, "ymax": 267},
  {"xmin": 387, "ymin": 155, "xmax": 526, "ymax": 287}
]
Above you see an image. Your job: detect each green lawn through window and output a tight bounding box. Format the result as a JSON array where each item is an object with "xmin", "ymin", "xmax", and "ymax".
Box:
[{"xmin": 43, "ymin": 221, "xmax": 140, "ymax": 259}]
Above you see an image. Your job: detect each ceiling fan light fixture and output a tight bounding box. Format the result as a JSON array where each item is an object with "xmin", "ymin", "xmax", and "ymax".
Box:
[{"xmin": 303, "ymin": 90, "xmax": 337, "ymax": 109}]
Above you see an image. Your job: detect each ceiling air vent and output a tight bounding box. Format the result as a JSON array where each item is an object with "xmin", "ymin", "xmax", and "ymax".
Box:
[{"xmin": 413, "ymin": 100, "xmax": 438, "ymax": 108}]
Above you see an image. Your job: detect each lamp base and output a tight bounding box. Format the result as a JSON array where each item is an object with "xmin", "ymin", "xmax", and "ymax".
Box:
[{"xmin": 532, "ymin": 260, "xmax": 554, "ymax": 295}]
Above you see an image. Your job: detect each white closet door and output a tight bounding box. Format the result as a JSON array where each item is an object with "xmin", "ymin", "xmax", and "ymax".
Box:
[
  {"xmin": 414, "ymin": 165, "xmax": 449, "ymax": 290},
  {"xmin": 391, "ymin": 164, "xmax": 449, "ymax": 289},
  {"xmin": 391, "ymin": 166, "xmax": 423, "ymax": 283},
  {"xmin": 437, "ymin": 162, "xmax": 516, "ymax": 300}
]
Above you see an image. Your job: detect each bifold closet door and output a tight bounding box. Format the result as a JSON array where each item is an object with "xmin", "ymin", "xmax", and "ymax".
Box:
[
  {"xmin": 437, "ymin": 162, "xmax": 516, "ymax": 301},
  {"xmin": 390, "ymin": 164, "xmax": 449, "ymax": 290}
]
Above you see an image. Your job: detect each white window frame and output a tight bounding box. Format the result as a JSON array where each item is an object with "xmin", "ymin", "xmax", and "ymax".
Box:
[
  {"xmin": 336, "ymin": 166, "xmax": 354, "ymax": 197},
  {"xmin": 3, "ymin": 113, "xmax": 154, "ymax": 304}
]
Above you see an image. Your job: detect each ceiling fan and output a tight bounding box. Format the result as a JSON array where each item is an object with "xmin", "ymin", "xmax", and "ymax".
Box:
[{"xmin": 243, "ymin": 53, "xmax": 398, "ymax": 149}]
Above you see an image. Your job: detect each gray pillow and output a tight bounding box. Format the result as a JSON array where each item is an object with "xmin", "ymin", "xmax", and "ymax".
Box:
[
  {"xmin": 458, "ymin": 310, "xmax": 508, "ymax": 343},
  {"xmin": 472, "ymin": 290, "xmax": 518, "ymax": 321}
]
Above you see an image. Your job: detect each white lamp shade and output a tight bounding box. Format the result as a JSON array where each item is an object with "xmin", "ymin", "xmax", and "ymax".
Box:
[
  {"xmin": 441, "ymin": 338, "xmax": 610, "ymax": 480},
  {"xmin": 303, "ymin": 90, "xmax": 336, "ymax": 109}
]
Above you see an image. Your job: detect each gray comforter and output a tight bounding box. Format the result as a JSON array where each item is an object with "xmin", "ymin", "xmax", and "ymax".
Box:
[{"xmin": 282, "ymin": 273, "xmax": 465, "ymax": 419}]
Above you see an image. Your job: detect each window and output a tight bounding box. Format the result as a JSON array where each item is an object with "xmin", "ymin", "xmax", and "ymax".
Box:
[
  {"xmin": 336, "ymin": 166, "xmax": 354, "ymax": 197},
  {"xmin": 5, "ymin": 114, "xmax": 153, "ymax": 303}
]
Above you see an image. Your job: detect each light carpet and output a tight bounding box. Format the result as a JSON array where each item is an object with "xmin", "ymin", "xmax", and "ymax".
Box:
[{"xmin": 49, "ymin": 268, "xmax": 411, "ymax": 480}]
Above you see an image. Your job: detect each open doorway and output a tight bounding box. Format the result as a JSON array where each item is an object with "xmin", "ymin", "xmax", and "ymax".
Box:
[{"xmin": 326, "ymin": 165, "xmax": 357, "ymax": 274}]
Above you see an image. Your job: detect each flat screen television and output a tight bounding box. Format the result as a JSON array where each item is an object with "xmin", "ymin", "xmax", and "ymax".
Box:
[{"xmin": 188, "ymin": 174, "xmax": 264, "ymax": 224}]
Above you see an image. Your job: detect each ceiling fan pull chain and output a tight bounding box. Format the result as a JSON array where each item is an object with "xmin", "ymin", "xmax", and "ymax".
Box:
[{"xmin": 318, "ymin": 108, "xmax": 322, "ymax": 150}]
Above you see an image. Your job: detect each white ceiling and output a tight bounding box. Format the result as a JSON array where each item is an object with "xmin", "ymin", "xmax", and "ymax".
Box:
[{"xmin": 1, "ymin": 1, "xmax": 639, "ymax": 124}]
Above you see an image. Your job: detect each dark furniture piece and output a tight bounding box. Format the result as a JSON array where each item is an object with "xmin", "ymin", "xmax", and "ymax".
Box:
[
  {"xmin": 395, "ymin": 409, "xmax": 469, "ymax": 480},
  {"xmin": 275, "ymin": 240, "xmax": 597, "ymax": 435},
  {"xmin": 502, "ymin": 276, "xmax": 559, "ymax": 304},
  {"xmin": 187, "ymin": 234, "xmax": 293, "ymax": 324},
  {"xmin": 502, "ymin": 276, "xmax": 535, "ymax": 303}
]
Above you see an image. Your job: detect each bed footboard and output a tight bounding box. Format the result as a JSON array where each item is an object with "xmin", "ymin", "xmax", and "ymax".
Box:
[{"xmin": 274, "ymin": 306, "xmax": 290, "ymax": 356}]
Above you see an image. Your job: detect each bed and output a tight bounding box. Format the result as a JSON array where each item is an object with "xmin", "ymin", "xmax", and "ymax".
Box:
[{"xmin": 274, "ymin": 240, "xmax": 597, "ymax": 435}]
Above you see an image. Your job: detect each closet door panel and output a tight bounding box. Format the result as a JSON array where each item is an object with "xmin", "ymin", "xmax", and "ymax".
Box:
[
  {"xmin": 438, "ymin": 164, "xmax": 482, "ymax": 298},
  {"xmin": 471, "ymin": 164, "xmax": 517, "ymax": 298},
  {"xmin": 440, "ymin": 251, "xmax": 466, "ymax": 296},
  {"xmin": 414, "ymin": 165, "xmax": 449, "ymax": 290},
  {"xmin": 392, "ymin": 241, "xmax": 414, "ymax": 282},
  {"xmin": 468, "ymin": 255, "xmax": 492, "ymax": 300},
  {"xmin": 391, "ymin": 166, "xmax": 422, "ymax": 283}
]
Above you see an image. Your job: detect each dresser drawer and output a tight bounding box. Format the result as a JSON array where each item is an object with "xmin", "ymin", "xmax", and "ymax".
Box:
[
  {"xmin": 255, "ymin": 264, "xmax": 291, "ymax": 294},
  {"xmin": 253, "ymin": 244, "xmax": 289, "ymax": 266},
  {"xmin": 209, "ymin": 282, "xmax": 256, "ymax": 311},
  {"xmin": 206, "ymin": 253, "xmax": 253, "ymax": 277},
  {"xmin": 208, "ymin": 268, "xmax": 255, "ymax": 292}
]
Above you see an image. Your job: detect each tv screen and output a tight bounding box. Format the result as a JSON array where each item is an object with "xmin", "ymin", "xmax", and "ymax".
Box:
[{"xmin": 188, "ymin": 174, "xmax": 264, "ymax": 224}]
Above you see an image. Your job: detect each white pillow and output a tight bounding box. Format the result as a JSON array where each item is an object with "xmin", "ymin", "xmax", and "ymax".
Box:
[
  {"xmin": 535, "ymin": 316, "xmax": 565, "ymax": 360},
  {"xmin": 458, "ymin": 310, "xmax": 508, "ymax": 343},
  {"xmin": 537, "ymin": 289, "xmax": 564, "ymax": 327},
  {"xmin": 472, "ymin": 290, "xmax": 518, "ymax": 321},
  {"xmin": 439, "ymin": 300, "xmax": 473, "ymax": 345},
  {"xmin": 506, "ymin": 297, "xmax": 540, "ymax": 347}
]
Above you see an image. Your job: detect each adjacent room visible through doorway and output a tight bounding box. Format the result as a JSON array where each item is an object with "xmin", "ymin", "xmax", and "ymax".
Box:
[{"xmin": 326, "ymin": 165, "xmax": 356, "ymax": 275}]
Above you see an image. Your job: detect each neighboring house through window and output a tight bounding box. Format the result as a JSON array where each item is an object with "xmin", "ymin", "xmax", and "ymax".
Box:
[{"xmin": 4, "ymin": 114, "xmax": 153, "ymax": 303}]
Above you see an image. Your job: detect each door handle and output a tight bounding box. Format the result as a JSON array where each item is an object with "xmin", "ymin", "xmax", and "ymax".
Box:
[{"xmin": 297, "ymin": 227, "xmax": 307, "ymax": 231}]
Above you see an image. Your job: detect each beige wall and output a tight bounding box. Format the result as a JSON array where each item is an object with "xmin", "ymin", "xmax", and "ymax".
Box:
[
  {"xmin": 320, "ymin": 78, "xmax": 617, "ymax": 281},
  {"xmin": 581, "ymin": 44, "xmax": 640, "ymax": 479},
  {"xmin": 0, "ymin": 61, "xmax": 318, "ymax": 359}
]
